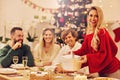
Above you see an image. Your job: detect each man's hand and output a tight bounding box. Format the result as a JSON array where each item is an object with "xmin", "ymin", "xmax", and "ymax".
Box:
[{"xmin": 11, "ymin": 42, "xmax": 22, "ymax": 50}]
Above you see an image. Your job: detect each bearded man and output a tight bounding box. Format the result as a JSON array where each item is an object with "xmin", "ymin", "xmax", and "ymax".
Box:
[{"xmin": 0, "ymin": 27, "xmax": 34, "ymax": 68}]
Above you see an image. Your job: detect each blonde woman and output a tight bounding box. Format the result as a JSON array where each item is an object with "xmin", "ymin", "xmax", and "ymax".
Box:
[
  {"xmin": 73, "ymin": 6, "xmax": 120, "ymax": 79},
  {"xmin": 33, "ymin": 28, "xmax": 60, "ymax": 66}
]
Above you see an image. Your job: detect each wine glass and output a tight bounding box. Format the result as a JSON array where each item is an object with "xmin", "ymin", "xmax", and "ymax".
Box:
[
  {"xmin": 22, "ymin": 56, "xmax": 30, "ymax": 80},
  {"xmin": 13, "ymin": 56, "xmax": 18, "ymax": 65},
  {"xmin": 22, "ymin": 56, "xmax": 28, "ymax": 68}
]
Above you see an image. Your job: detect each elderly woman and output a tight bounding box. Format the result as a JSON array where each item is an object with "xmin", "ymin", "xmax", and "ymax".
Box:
[{"xmin": 33, "ymin": 28, "xmax": 60, "ymax": 66}]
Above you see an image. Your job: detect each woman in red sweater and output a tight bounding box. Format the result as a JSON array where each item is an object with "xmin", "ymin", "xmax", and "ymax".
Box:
[{"xmin": 73, "ymin": 6, "xmax": 120, "ymax": 79}]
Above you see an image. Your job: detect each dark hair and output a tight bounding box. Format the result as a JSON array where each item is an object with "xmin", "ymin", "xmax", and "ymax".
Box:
[
  {"xmin": 10, "ymin": 27, "xmax": 23, "ymax": 35},
  {"xmin": 61, "ymin": 28, "xmax": 78, "ymax": 41}
]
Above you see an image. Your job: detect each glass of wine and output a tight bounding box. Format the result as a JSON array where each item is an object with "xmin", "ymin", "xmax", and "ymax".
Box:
[
  {"xmin": 13, "ymin": 56, "xmax": 18, "ymax": 65},
  {"xmin": 22, "ymin": 56, "xmax": 28, "ymax": 68},
  {"xmin": 22, "ymin": 56, "xmax": 30, "ymax": 80}
]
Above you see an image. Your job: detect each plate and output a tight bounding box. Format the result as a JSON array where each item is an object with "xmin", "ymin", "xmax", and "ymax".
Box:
[
  {"xmin": 10, "ymin": 64, "xmax": 28, "ymax": 70},
  {"xmin": 0, "ymin": 68, "xmax": 17, "ymax": 75},
  {"xmin": 94, "ymin": 77, "xmax": 119, "ymax": 80}
]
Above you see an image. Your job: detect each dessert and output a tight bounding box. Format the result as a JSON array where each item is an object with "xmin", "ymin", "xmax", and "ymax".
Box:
[{"xmin": 60, "ymin": 54, "xmax": 82, "ymax": 71}]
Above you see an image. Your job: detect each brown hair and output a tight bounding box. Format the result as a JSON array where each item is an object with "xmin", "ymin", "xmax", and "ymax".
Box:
[{"xmin": 61, "ymin": 28, "xmax": 78, "ymax": 42}]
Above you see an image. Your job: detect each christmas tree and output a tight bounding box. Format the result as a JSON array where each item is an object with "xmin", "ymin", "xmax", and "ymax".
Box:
[{"xmin": 54, "ymin": 0, "xmax": 92, "ymax": 27}]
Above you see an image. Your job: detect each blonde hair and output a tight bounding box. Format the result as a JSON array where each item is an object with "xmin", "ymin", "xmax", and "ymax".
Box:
[
  {"xmin": 36, "ymin": 28, "xmax": 55, "ymax": 60},
  {"xmin": 86, "ymin": 6, "xmax": 104, "ymax": 51}
]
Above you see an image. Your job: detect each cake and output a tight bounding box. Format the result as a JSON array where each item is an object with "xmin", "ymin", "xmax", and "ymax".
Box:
[{"xmin": 60, "ymin": 54, "xmax": 82, "ymax": 71}]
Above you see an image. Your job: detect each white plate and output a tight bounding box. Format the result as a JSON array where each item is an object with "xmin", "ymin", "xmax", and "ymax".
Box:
[
  {"xmin": 94, "ymin": 77, "xmax": 119, "ymax": 80},
  {"xmin": 10, "ymin": 64, "xmax": 28, "ymax": 70},
  {"xmin": 0, "ymin": 68, "xmax": 17, "ymax": 75}
]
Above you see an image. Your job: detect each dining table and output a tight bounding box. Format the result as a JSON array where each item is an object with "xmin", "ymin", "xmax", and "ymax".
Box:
[
  {"xmin": 0, "ymin": 68, "xmax": 29, "ymax": 80},
  {"xmin": 0, "ymin": 66, "xmax": 74, "ymax": 80},
  {"xmin": 0, "ymin": 66, "xmax": 119, "ymax": 80}
]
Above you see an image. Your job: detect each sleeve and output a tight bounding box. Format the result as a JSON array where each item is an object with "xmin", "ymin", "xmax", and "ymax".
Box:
[
  {"xmin": 73, "ymin": 36, "xmax": 89, "ymax": 56},
  {"xmin": 52, "ymin": 46, "xmax": 66, "ymax": 65},
  {"xmin": 50, "ymin": 44, "xmax": 61, "ymax": 61},
  {"xmin": 33, "ymin": 44, "xmax": 42, "ymax": 66},
  {"xmin": 87, "ymin": 29, "xmax": 118, "ymax": 73},
  {"xmin": 24, "ymin": 45, "xmax": 35, "ymax": 67},
  {"xmin": 0, "ymin": 45, "xmax": 15, "ymax": 68},
  {"xmin": 33, "ymin": 44, "xmax": 39, "ymax": 59}
]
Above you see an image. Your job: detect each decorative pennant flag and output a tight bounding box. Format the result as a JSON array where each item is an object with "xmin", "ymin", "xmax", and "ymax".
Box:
[{"xmin": 21, "ymin": 0, "xmax": 57, "ymax": 13}]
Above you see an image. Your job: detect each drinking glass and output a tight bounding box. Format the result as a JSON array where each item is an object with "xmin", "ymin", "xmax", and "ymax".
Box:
[
  {"xmin": 22, "ymin": 56, "xmax": 28, "ymax": 68},
  {"xmin": 13, "ymin": 56, "xmax": 18, "ymax": 65},
  {"xmin": 23, "ymin": 69, "xmax": 31, "ymax": 80}
]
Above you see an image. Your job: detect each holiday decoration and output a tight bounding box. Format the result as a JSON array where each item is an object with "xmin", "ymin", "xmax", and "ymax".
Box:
[
  {"xmin": 21, "ymin": 0, "xmax": 58, "ymax": 13},
  {"xmin": 53, "ymin": 0, "xmax": 92, "ymax": 27},
  {"xmin": 111, "ymin": 21, "xmax": 120, "ymax": 42}
]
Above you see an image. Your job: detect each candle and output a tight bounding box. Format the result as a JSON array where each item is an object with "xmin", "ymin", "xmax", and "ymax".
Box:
[{"xmin": 2, "ymin": 24, "xmax": 6, "ymax": 43}]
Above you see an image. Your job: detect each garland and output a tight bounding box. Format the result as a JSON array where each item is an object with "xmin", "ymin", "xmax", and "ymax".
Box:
[{"xmin": 21, "ymin": 0, "xmax": 58, "ymax": 13}]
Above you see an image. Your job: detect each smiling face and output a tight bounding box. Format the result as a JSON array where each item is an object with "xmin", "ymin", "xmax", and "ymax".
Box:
[
  {"xmin": 87, "ymin": 9, "xmax": 98, "ymax": 28},
  {"xmin": 11, "ymin": 30, "xmax": 24, "ymax": 44},
  {"xmin": 64, "ymin": 32, "xmax": 76, "ymax": 48},
  {"xmin": 43, "ymin": 30, "xmax": 54, "ymax": 44}
]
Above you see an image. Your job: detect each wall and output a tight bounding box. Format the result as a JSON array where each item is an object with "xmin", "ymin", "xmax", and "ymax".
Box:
[
  {"xmin": 92, "ymin": 0, "xmax": 120, "ymax": 22},
  {"xmin": 0, "ymin": 0, "xmax": 120, "ymax": 34},
  {"xmin": 0, "ymin": 0, "xmax": 120, "ymax": 59},
  {"xmin": 0, "ymin": 0, "xmax": 54, "ymax": 38}
]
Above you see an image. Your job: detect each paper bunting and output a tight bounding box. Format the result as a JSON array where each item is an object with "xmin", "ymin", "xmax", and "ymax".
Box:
[{"xmin": 21, "ymin": 0, "xmax": 58, "ymax": 13}]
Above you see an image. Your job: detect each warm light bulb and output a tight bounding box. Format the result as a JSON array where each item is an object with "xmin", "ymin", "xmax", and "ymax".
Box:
[{"xmin": 71, "ymin": 0, "xmax": 74, "ymax": 2}]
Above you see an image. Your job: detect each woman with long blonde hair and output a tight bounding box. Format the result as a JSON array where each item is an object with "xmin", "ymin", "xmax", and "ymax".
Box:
[
  {"xmin": 73, "ymin": 6, "xmax": 120, "ymax": 79},
  {"xmin": 33, "ymin": 28, "xmax": 60, "ymax": 66}
]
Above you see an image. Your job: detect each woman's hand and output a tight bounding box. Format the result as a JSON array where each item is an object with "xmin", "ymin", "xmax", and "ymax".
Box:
[
  {"xmin": 43, "ymin": 61, "xmax": 52, "ymax": 66},
  {"xmin": 54, "ymin": 64, "xmax": 64, "ymax": 73},
  {"xmin": 80, "ymin": 55, "xmax": 87, "ymax": 64}
]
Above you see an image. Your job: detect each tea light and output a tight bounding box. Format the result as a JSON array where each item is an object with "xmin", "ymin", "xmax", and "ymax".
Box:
[{"xmin": 74, "ymin": 75, "xmax": 87, "ymax": 80}]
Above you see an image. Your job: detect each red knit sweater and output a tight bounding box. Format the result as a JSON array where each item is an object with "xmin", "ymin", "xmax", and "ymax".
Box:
[{"xmin": 74, "ymin": 28, "xmax": 120, "ymax": 74}]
